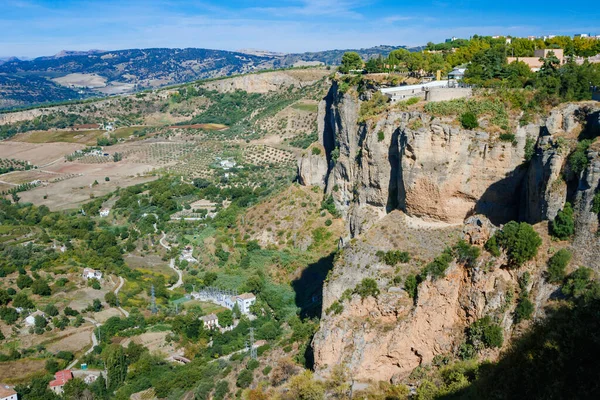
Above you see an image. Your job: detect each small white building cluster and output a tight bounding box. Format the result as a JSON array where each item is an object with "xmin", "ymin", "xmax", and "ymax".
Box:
[
  {"xmin": 191, "ymin": 289, "xmax": 256, "ymax": 316},
  {"xmin": 82, "ymin": 268, "xmax": 103, "ymax": 280},
  {"xmin": 200, "ymin": 313, "xmax": 219, "ymax": 329},
  {"xmin": 99, "ymin": 208, "xmax": 110, "ymax": 217}
]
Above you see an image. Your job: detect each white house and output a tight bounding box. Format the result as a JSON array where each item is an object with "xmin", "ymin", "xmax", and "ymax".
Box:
[
  {"xmin": 224, "ymin": 296, "xmax": 236, "ymax": 310},
  {"xmin": 448, "ymin": 68, "xmax": 466, "ymax": 81},
  {"xmin": 25, "ymin": 310, "xmax": 45, "ymax": 326},
  {"xmin": 200, "ymin": 313, "xmax": 219, "ymax": 330},
  {"xmin": 236, "ymin": 293, "xmax": 256, "ymax": 315},
  {"xmin": 219, "ymin": 160, "xmax": 236, "ymax": 170},
  {"xmin": 0, "ymin": 385, "xmax": 17, "ymax": 400},
  {"xmin": 82, "ymin": 268, "xmax": 103, "ymax": 280},
  {"xmin": 99, "ymin": 208, "xmax": 110, "ymax": 217}
]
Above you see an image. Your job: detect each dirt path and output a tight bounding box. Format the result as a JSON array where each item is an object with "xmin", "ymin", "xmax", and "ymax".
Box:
[
  {"xmin": 66, "ymin": 317, "xmax": 100, "ymax": 370},
  {"xmin": 114, "ymin": 276, "xmax": 129, "ymax": 317},
  {"xmin": 159, "ymin": 232, "xmax": 183, "ymax": 291}
]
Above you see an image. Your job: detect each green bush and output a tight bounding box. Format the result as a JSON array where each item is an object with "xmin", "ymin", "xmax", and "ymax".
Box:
[
  {"xmin": 484, "ymin": 235, "xmax": 501, "ymax": 257},
  {"xmin": 321, "ymin": 195, "xmax": 340, "ymax": 218},
  {"xmin": 326, "ymin": 301, "xmax": 344, "ymax": 315},
  {"xmin": 406, "ymin": 96, "xmax": 420, "ymax": 105},
  {"xmin": 247, "ymin": 359, "xmax": 259, "ymax": 371},
  {"xmin": 568, "ymin": 140, "xmax": 591, "ymax": 175},
  {"xmin": 468, "ymin": 316, "xmax": 504, "ymax": 349},
  {"xmin": 551, "ymin": 202, "xmax": 574, "ymax": 240},
  {"xmin": 423, "ymin": 249, "xmax": 454, "ymax": 279},
  {"xmin": 494, "ymin": 221, "xmax": 542, "ymax": 267},
  {"xmin": 404, "ymin": 274, "xmax": 418, "ymax": 299},
  {"xmin": 499, "ymin": 133, "xmax": 516, "ymax": 142},
  {"xmin": 592, "ymin": 192, "xmax": 600, "ymax": 214},
  {"xmin": 354, "ymin": 278, "xmax": 380, "ymax": 300},
  {"xmin": 262, "ymin": 366, "xmax": 272, "ymax": 375},
  {"xmin": 376, "ymin": 250, "xmax": 410, "ymax": 266},
  {"xmin": 453, "ymin": 240, "xmax": 481, "ymax": 268},
  {"xmin": 562, "ymin": 267, "xmax": 593, "ymax": 298},
  {"xmin": 460, "ymin": 112, "xmax": 479, "ymax": 130},
  {"xmin": 311, "ymin": 147, "xmax": 322, "ymax": 156},
  {"xmin": 377, "ymin": 130, "xmax": 385, "ymax": 142},
  {"xmin": 236, "ymin": 369, "xmax": 253, "ymax": 388},
  {"xmin": 324, "ymin": 219, "xmax": 332, "ymax": 227},
  {"xmin": 514, "ymin": 295, "xmax": 534, "ymax": 323},
  {"xmin": 547, "ymin": 249, "xmax": 572, "ymax": 283},
  {"xmin": 524, "ymin": 137, "xmax": 536, "ymax": 162}
]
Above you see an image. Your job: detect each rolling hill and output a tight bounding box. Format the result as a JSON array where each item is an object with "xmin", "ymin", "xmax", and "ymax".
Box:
[{"xmin": 0, "ymin": 45, "xmax": 415, "ymax": 110}]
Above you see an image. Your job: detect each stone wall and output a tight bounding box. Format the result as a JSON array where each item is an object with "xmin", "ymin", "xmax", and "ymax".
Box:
[{"xmin": 425, "ymin": 87, "xmax": 472, "ymax": 102}]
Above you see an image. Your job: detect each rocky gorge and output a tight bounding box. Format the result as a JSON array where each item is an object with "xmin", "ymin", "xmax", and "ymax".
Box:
[{"xmin": 298, "ymin": 81, "xmax": 600, "ymax": 383}]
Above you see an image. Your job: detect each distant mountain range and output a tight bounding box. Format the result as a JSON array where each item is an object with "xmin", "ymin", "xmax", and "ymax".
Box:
[{"xmin": 0, "ymin": 45, "xmax": 417, "ymax": 110}]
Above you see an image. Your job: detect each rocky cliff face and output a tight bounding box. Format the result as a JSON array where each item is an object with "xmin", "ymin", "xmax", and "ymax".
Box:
[
  {"xmin": 301, "ymin": 83, "xmax": 600, "ymax": 383},
  {"xmin": 311, "ymin": 213, "xmax": 545, "ymax": 383},
  {"xmin": 303, "ymin": 86, "xmax": 540, "ymax": 237}
]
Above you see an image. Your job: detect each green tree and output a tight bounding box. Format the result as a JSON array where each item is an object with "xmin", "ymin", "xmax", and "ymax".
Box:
[
  {"xmin": 562, "ymin": 267, "xmax": 594, "ymax": 298},
  {"xmin": 547, "ymin": 249, "xmax": 572, "ymax": 283},
  {"xmin": 0, "ymin": 289, "xmax": 10, "ymax": 306},
  {"xmin": 12, "ymin": 292, "xmax": 35, "ymax": 309},
  {"xmin": 62, "ymin": 377, "xmax": 88, "ymax": 400},
  {"xmin": 551, "ymin": 202, "xmax": 574, "ymax": 240},
  {"xmin": 44, "ymin": 304, "xmax": 59, "ymax": 317},
  {"xmin": 17, "ymin": 274, "xmax": 33, "ymax": 289},
  {"xmin": 460, "ymin": 112, "xmax": 479, "ymax": 130},
  {"xmin": 495, "ymin": 221, "xmax": 542, "ymax": 267},
  {"xmin": 45, "ymin": 359, "xmax": 60, "ymax": 374},
  {"xmin": 236, "ymin": 369, "xmax": 253, "ymax": 388},
  {"xmin": 514, "ymin": 295, "xmax": 534, "ymax": 323},
  {"xmin": 217, "ymin": 309, "xmax": 233, "ymax": 327},
  {"xmin": 103, "ymin": 344, "xmax": 127, "ymax": 391},
  {"xmin": 339, "ymin": 52, "xmax": 363, "ymax": 73},
  {"xmin": 105, "ymin": 292, "xmax": 118, "ymax": 307},
  {"xmin": 32, "ymin": 279, "xmax": 52, "ymax": 296},
  {"xmin": 354, "ymin": 278, "xmax": 380, "ymax": 300},
  {"xmin": 34, "ymin": 314, "xmax": 47, "ymax": 329},
  {"xmin": 404, "ymin": 274, "xmax": 418, "ymax": 299}
]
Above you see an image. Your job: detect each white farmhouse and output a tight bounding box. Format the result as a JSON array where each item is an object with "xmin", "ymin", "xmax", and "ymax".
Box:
[
  {"xmin": 99, "ymin": 208, "xmax": 110, "ymax": 217},
  {"xmin": 200, "ymin": 313, "xmax": 219, "ymax": 330},
  {"xmin": 236, "ymin": 293, "xmax": 256, "ymax": 315},
  {"xmin": 25, "ymin": 310, "xmax": 46, "ymax": 326},
  {"xmin": 0, "ymin": 385, "xmax": 17, "ymax": 400},
  {"xmin": 82, "ymin": 268, "xmax": 103, "ymax": 280}
]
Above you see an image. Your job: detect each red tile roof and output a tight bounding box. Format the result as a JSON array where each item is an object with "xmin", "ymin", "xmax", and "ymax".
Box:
[
  {"xmin": 49, "ymin": 370, "xmax": 72, "ymax": 387},
  {"xmin": 0, "ymin": 385, "xmax": 17, "ymax": 398}
]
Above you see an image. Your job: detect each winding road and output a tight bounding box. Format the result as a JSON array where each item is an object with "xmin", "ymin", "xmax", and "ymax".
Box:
[
  {"xmin": 66, "ymin": 317, "xmax": 100, "ymax": 370},
  {"xmin": 115, "ymin": 276, "xmax": 129, "ymax": 317},
  {"xmin": 160, "ymin": 232, "xmax": 183, "ymax": 290}
]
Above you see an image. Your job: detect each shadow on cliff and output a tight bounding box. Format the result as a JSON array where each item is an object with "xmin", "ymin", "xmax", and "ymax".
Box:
[
  {"xmin": 577, "ymin": 110, "xmax": 600, "ymax": 141},
  {"xmin": 475, "ymin": 166, "xmax": 527, "ymax": 226},
  {"xmin": 386, "ymin": 128, "xmax": 403, "ymax": 212},
  {"xmin": 291, "ymin": 252, "xmax": 335, "ymax": 319},
  {"xmin": 437, "ymin": 297, "xmax": 600, "ymax": 400}
]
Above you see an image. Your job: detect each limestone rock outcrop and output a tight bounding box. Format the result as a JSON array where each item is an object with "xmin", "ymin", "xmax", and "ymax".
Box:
[
  {"xmin": 297, "ymin": 151, "xmax": 328, "ymax": 188},
  {"xmin": 304, "ymin": 82, "xmax": 600, "ymax": 383}
]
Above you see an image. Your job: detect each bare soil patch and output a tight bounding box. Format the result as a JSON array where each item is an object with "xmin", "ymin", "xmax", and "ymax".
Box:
[
  {"xmin": 12, "ymin": 129, "xmax": 105, "ymax": 145},
  {"xmin": 0, "ymin": 359, "xmax": 46, "ymax": 384},
  {"xmin": 19, "ymin": 161, "xmax": 156, "ymax": 211},
  {"xmin": 46, "ymin": 326, "xmax": 94, "ymax": 353},
  {"xmin": 0, "ymin": 142, "xmax": 83, "ymax": 165}
]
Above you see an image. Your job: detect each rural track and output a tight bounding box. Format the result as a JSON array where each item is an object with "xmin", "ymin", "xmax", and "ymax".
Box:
[
  {"xmin": 159, "ymin": 232, "xmax": 183, "ymax": 291},
  {"xmin": 114, "ymin": 276, "xmax": 129, "ymax": 317},
  {"xmin": 66, "ymin": 317, "xmax": 100, "ymax": 370},
  {"xmin": 66, "ymin": 275, "xmax": 129, "ymax": 370}
]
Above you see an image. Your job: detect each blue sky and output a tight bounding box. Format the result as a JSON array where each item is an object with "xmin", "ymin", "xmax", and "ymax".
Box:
[{"xmin": 1, "ymin": 0, "xmax": 598, "ymax": 58}]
